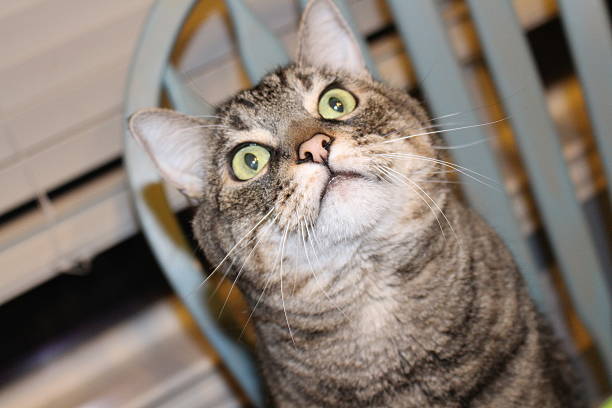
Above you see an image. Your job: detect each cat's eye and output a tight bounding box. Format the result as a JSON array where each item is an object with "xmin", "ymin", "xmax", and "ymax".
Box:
[
  {"xmin": 318, "ymin": 88, "xmax": 356, "ymax": 120},
  {"xmin": 231, "ymin": 144, "xmax": 271, "ymax": 181}
]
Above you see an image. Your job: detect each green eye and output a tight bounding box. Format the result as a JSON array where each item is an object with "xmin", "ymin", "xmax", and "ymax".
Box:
[
  {"xmin": 318, "ymin": 88, "xmax": 357, "ymax": 119},
  {"xmin": 231, "ymin": 144, "xmax": 271, "ymax": 181}
]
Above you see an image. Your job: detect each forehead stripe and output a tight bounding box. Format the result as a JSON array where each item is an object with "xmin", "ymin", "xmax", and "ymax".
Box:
[
  {"xmin": 235, "ymin": 98, "xmax": 256, "ymax": 108},
  {"xmin": 295, "ymin": 72, "xmax": 313, "ymax": 91},
  {"xmin": 230, "ymin": 114, "xmax": 250, "ymax": 131}
]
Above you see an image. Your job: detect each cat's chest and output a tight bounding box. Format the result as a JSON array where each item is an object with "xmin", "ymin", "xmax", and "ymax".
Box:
[
  {"xmin": 261, "ymin": 329, "xmax": 421, "ymax": 407},
  {"xmin": 260, "ymin": 314, "xmax": 405, "ymax": 380}
]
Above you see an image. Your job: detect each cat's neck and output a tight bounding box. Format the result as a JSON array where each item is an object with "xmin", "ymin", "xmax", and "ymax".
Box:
[{"xmin": 248, "ymin": 190, "xmax": 464, "ymax": 340}]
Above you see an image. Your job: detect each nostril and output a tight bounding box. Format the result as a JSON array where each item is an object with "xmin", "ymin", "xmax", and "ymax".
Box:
[
  {"xmin": 296, "ymin": 151, "xmax": 314, "ymax": 164},
  {"xmin": 298, "ymin": 133, "xmax": 333, "ymax": 164}
]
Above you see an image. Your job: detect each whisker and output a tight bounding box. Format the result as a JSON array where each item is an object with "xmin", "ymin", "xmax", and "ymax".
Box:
[
  {"xmin": 411, "ymin": 179, "xmax": 465, "ymax": 184},
  {"xmin": 416, "ymin": 121, "xmax": 460, "ymax": 131},
  {"xmin": 432, "ymin": 137, "xmax": 490, "ymax": 150},
  {"xmin": 217, "ymin": 213, "xmax": 281, "ymax": 318},
  {"xmin": 385, "ymin": 166, "xmax": 460, "ymax": 244},
  {"xmin": 426, "ymin": 85, "xmax": 526, "ymax": 124},
  {"xmin": 300, "ymin": 220, "xmax": 350, "ymax": 321},
  {"xmin": 411, "ymin": 168, "xmax": 457, "ymax": 176},
  {"xmin": 239, "ymin": 217, "xmax": 284, "ymax": 340},
  {"xmin": 429, "ymin": 111, "xmax": 463, "ymax": 122},
  {"xmin": 381, "ymin": 117, "xmax": 507, "ymax": 144},
  {"xmin": 407, "ymin": 177, "xmax": 463, "ymax": 251},
  {"xmin": 191, "ymin": 206, "xmax": 276, "ymax": 295},
  {"xmin": 378, "ymin": 153, "xmax": 500, "ymax": 191},
  {"xmin": 381, "ymin": 153, "xmax": 498, "ymax": 183},
  {"xmin": 375, "ymin": 165, "xmax": 446, "ymax": 240},
  {"xmin": 238, "ymin": 270, "xmax": 274, "ymax": 341},
  {"xmin": 208, "ymin": 255, "xmax": 238, "ymax": 301},
  {"xmin": 279, "ymin": 225, "xmax": 295, "ymax": 345},
  {"xmin": 381, "ymin": 122, "xmax": 459, "ymax": 141},
  {"xmin": 373, "ymin": 165, "xmax": 395, "ymax": 185},
  {"xmin": 374, "ymin": 164, "xmax": 400, "ymax": 183},
  {"xmin": 305, "ymin": 213, "xmax": 324, "ymax": 250}
]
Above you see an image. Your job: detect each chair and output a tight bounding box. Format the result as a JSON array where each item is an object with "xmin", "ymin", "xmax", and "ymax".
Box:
[{"xmin": 123, "ymin": 1, "xmax": 612, "ymax": 405}]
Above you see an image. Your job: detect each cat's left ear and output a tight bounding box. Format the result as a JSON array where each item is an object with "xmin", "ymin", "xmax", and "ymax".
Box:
[
  {"xmin": 128, "ymin": 108, "xmax": 208, "ymax": 199},
  {"xmin": 297, "ymin": 0, "xmax": 367, "ymax": 76}
]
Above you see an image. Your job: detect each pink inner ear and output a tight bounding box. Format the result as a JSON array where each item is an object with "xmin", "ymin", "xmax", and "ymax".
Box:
[
  {"xmin": 297, "ymin": 0, "xmax": 367, "ymax": 75},
  {"xmin": 129, "ymin": 108, "xmax": 207, "ymax": 198}
]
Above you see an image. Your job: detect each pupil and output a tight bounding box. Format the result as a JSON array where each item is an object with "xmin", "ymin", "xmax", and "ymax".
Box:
[
  {"xmin": 244, "ymin": 153, "xmax": 258, "ymax": 171},
  {"xmin": 329, "ymin": 97, "xmax": 344, "ymax": 113}
]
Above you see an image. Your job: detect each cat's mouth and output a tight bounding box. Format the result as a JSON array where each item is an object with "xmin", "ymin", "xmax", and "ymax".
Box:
[{"xmin": 319, "ymin": 171, "xmax": 365, "ymax": 202}]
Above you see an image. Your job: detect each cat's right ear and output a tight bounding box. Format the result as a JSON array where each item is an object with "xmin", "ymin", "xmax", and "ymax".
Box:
[
  {"xmin": 128, "ymin": 108, "xmax": 207, "ymax": 199},
  {"xmin": 297, "ymin": 0, "xmax": 367, "ymax": 76}
]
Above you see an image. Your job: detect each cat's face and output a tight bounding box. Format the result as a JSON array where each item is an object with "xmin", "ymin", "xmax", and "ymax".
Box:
[
  {"xmin": 211, "ymin": 65, "xmax": 434, "ymax": 240},
  {"xmin": 129, "ymin": 0, "xmax": 445, "ymax": 292}
]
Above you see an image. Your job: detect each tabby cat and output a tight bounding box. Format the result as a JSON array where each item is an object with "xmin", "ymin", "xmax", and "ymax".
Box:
[{"xmin": 128, "ymin": 0, "xmax": 582, "ymax": 406}]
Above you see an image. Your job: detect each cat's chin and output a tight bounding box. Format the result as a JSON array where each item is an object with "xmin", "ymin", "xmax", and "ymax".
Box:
[{"xmin": 316, "ymin": 176, "xmax": 390, "ymax": 242}]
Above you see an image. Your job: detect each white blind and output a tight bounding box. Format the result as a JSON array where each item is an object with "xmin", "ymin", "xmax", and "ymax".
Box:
[{"xmin": 0, "ymin": 0, "xmax": 155, "ymax": 303}]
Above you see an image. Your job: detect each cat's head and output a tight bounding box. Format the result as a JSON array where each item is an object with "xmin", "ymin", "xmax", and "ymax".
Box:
[{"xmin": 129, "ymin": 0, "xmax": 445, "ymax": 293}]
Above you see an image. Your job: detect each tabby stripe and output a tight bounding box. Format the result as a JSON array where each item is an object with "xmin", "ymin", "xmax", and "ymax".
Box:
[{"xmin": 458, "ymin": 324, "xmax": 528, "ymax": 405}]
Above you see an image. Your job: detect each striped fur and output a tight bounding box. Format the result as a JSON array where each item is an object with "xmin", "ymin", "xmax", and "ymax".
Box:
[
  {"xmin": 129, "ymin": 4, "xmax": 583, "ymax": 402},
  {"xmin": 182, "ymin": 65, "xmax": 584, "ymax": 407}
]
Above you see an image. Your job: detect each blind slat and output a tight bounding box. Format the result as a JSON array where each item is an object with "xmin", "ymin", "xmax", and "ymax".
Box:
[
  {"xmin": 0, "ymin": 9, "xmax": 148, "ymax": 113},
  {"xmin": 0, "ymin": 0, "xmax": 152, "ymax": 71},
  {"xmin": 4, "ymin": 57, "xmax": 129, "ymax": 153}
]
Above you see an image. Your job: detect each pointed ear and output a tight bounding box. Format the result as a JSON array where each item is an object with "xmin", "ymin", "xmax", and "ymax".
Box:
[
  {"xmin": 297, "ymin": 0, "xmax": 367, "ymax": 75},
  {"xmin": 128, "ymin": 108, "xmax": 209, "ymax": 199}
]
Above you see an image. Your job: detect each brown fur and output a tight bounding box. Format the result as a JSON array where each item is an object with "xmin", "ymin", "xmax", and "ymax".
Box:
[
  {"xmin": 129, "ymin": 1, "xmax": 583, "ymax": 405},
  {"xmin": 185, "ymin": 65, "xmax": 583, "ymax": 407}
]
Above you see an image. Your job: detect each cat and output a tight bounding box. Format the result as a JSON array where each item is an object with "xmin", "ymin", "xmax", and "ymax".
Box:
[{"xmin": 128, "ymin": 0, "xmax": 583, "ymax": 406}]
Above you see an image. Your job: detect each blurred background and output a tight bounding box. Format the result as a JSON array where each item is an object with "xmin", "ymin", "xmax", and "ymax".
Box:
[{"xmin": 0, "ymin": 0, "xmax": 610, "ymax": 406}]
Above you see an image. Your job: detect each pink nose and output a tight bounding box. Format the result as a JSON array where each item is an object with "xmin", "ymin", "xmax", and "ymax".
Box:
[{"xmin": 298, "ymin": 133, "xmax": 332, "ymax": 164}]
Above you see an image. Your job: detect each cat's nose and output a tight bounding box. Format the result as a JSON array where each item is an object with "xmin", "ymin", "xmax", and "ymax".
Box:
[{"xmin": 298, "ymin": 134, "xmax": 332, "ymax": 164}]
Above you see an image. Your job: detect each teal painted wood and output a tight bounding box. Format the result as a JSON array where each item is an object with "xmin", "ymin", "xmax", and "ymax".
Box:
[
  {"xmin": 123, "ymin": 1, "xmax": 264, "ymax": 406},
  {"xmin": 557, "ymin": 0, "xmax": 612, "ymax": 205},
  {"xmin": 385, "ymin": 0, "xmax": 546, "ymax": 309},
  {"xmin": 224, "ymin": 0, "xmax": 290, "ymax": 83},
  {"xmin": 465, "ymin": 0, "xmax": 612, "ymax": 378},
  {"xmin": 298, "ymin": 0, "xmax": 380, "ymax": 78},
  {"xmin": 164, "ymin": 66, "xmax": 215, "ymax": 116}
]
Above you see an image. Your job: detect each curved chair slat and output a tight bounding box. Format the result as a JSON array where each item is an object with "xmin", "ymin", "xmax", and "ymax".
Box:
[
  {"xmin": 225, "ymin": 0, "xmax": 290, "ymax": 83},
  {"xmin": 123, "ymin": 1, "xmax": 264, "ymax": 406},
  {"xmin": 164, "ymin": 66, "xmax": 216, "ymax": 116},
  {"xmin": 558, "ymin": 0, "xmax": 612, "ymax": 205},
  {"xmin": 466, "ymin": 0, "xmax": 611, "ymax": 378}
]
